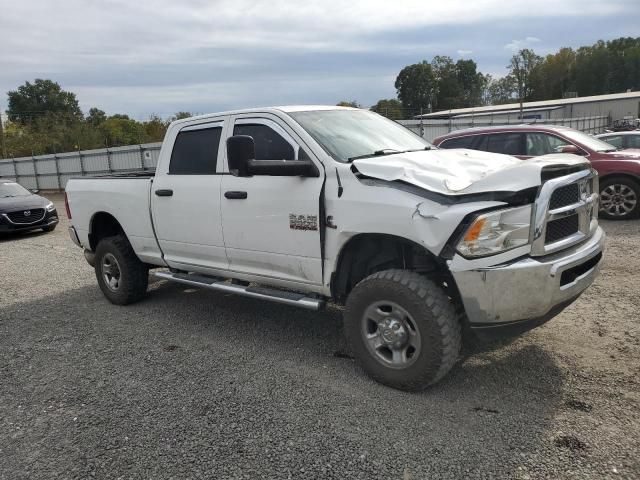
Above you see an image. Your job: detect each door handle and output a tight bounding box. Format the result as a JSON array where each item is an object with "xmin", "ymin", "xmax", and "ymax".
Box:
[
  {"xmin": 224, "ymin": 191, "xmax": 248, "ymax": 199},
  {"xmin": 155, "ymin": 189, "xmax": 173, "ymax": 197}
]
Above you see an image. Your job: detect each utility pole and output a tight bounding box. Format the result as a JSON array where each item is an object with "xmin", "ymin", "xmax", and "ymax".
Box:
[{"xmin": 0, "ymin": 110, "xmax": 7, "ymax": 159}]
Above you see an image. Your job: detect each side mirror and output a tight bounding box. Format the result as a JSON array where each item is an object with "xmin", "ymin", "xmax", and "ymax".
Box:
[
  {"xmin": 560, "ymin": 144, "xmax": 580, "ymax": 154},
  {"xmin": 30, "ymin": 189, "xmax": 40, "ymax": 194},
  {"xmin": 227, "ymin": 134, "xmax": 320, "ymax": 178},
  {"xmin": 227, "ymin": 135, "xmax": 255, "ymax": 177},
  {"xmin": 246, "ymin": 159, "xmax": 320, "ymax": 177}
]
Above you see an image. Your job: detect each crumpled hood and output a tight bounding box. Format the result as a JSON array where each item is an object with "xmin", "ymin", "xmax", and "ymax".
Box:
[{"xmin": 352, "ymin": 149, "xmax": 590, "ymax": 195}]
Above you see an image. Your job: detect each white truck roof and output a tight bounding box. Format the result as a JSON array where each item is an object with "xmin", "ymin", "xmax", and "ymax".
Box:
[{"xmin": 171, "ymin": 105, "xmax": 355, "ymax": 125}]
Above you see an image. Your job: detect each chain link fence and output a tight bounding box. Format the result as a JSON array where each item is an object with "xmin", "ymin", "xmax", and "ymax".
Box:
[
  {"xmin": 0, "ymin": 114, "xmax": 610, "ymax": 190},
  {"xmin": 0, "ymin": 143, "xmax": 161, "ymax": 190},
  {"xmin": 398, "ymin": 115, "xmax": 610, "ymax": 142}
]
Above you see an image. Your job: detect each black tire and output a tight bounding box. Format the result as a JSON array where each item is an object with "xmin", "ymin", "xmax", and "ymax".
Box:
[
  {"xmin": 42, "ymin": 225, "xmax": 56, "ymax": 232},
  {"xmin": 599, "ymin": 176, "xmax": 640, "ymax": 220},
  {"xmin": 344, "ymin": 269, "xmax": 461, "ymax": 391},
  {"xmin": 94, "ymin": 235, "xmax": 148, "ymax": 305}
]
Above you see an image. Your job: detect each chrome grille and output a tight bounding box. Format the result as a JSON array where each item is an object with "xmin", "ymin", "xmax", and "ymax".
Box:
[
  {"xmin": 545, "ymin": 214, "xmax": 579, "ymax": 243},
  {"xmin": 549, "ymin": 184, "xmax": 580, "ymax": 210},
  {"xmin": 531, "ymin": 169, "xmax": 598, "ymax": 256},
  {"xmin": 5, "ymin": 208, "xmax": 46, "ymax": 224}
]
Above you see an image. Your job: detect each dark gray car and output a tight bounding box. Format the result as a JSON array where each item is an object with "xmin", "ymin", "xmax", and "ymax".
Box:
[{"xmin": 0, "ymin": 180, "xmax": 59, "ymax": 234}]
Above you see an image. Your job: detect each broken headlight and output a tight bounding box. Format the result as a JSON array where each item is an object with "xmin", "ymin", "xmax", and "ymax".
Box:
[{"xmin": 457, "ymin": 205, "xmax": 532, "ymax": 257}]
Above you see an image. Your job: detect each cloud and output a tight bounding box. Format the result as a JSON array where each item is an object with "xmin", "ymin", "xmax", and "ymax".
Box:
[
  {"xmin": 0, "ymin": 0, "xmax": 635, "ymax": 116},
  {"xmin": 504, "ymin": 36, "xmax": 542, "ymax": 52}
]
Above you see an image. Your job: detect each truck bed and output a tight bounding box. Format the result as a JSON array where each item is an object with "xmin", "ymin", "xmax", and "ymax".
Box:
[{"xmin": 65, "ymin": 176, "xmax": 165, "ymax": 266}]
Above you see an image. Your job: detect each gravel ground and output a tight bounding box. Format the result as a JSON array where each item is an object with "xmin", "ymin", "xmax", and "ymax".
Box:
[{"xmin": 1, "ymin": 194, "xmax": 638, "ymax": 480}]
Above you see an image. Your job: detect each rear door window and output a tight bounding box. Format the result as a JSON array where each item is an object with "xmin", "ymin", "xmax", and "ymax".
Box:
[
  {"xmin": 526, "ymin": 133, "xmax": 570, "ymax": 155},
  {"xmin": 473, "ymin": 135, "xmax": 488, "ymax": 151},
  {"xmin": 486, "ymin": 133, "xmax": 525, "ymax": 156},
  {"xmin": 600, "ymin": 135, "xmax": 623, "ymax": 149},
  {"xmin": 439, "ymin": 135, "xmax": 475, "ymax": 149},
  {"xmin": 627, "ymin": 135, "xmax": 640, "ymax": 149},
  {"xmin": 169, "ymin": 126, "xmax": 222, "ymax": 174}
]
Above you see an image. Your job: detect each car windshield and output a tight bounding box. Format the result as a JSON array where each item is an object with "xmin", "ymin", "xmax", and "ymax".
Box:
[
  {"xmin": 289, "ymin": 109, "xmax": 432, "ymax": 162},
  {"xmin": 0, "ymin": 182, "xmax": 31, "ymax": 198},
  {"xmin": 562, "ymin": 129, "xmax": 618, "ymax": 152}
]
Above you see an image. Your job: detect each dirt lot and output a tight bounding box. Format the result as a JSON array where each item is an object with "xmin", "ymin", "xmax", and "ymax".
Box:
[{"xmin": 1, "ymin": 194, "xmax": 639, "ymax": 479}]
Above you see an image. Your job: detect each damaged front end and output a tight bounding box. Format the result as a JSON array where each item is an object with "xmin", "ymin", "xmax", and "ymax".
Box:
[{"xmin": 351, "ymin": 149, "xmax": 604, "ymax": 339}]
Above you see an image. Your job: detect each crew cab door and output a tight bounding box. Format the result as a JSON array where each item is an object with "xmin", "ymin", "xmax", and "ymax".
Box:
[
  {"xmin": 220, "ymin": 115, "xmax": 324, "ymax": 285},
  {"xmin": 151, "ymin": 118, "xmax": 229, "ymax": 271}
]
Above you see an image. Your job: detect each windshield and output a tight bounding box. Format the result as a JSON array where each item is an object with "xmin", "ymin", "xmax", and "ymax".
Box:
[
  {"xmin": 562, "ymin": 129, "xmax": 618, "ymax": 152},
  {"xmin": 0, "ymin": 182, "xmax": 31, "ymax": 198},
  {"xmin": 289, "ymin": 109, "xmax": 432, "ymax": 162}
]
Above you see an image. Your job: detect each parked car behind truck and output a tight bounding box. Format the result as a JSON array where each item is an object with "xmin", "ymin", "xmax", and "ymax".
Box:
[
  {"xmin": 433, "ymin": 125, "xmax": 640, "ymax": 219},
  {"xmin": 0, "ymin": 180, "xmax": 59, "ymax": 234},
  {"xmin": 65, "ymin": 106, "xmax": 604, "ymax": 390}
]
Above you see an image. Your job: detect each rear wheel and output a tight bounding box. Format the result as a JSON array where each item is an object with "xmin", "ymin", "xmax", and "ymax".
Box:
[
  {"xmin": 94, "ymin": 235, "xmax": 148, "ymax": 305},
  {"xmin": 599, "ymin": 177, "xmax": 640, "ymax": 220},
  {"xmin": 344, "ymin": 269, "xmax": 461, "ymax": 391}
]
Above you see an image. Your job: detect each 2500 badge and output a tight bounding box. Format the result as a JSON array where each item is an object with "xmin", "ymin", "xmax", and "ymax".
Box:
[{"xmin": 289, "ymin": 214, "xmax": 318, "ymax": 231}]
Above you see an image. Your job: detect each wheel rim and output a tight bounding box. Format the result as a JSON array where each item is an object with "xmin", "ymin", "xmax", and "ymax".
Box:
[
  {"xmin": 361, "ymin": 301, "xmax": 422, "ymax": 369},
  {"xmin": 102, "ymin": 253, "xmax": 122, "ymax": 292},
  {"xmin": 600, "ymin": 184, "xmax": 637, "ymax": 217}
]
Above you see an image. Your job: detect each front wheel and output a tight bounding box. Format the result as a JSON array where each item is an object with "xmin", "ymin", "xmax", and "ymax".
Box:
[
  {"xmin": 599, "ymin": 176, "xmax": 640, "ymax": 220},
  {"xmin": 344, "ymin": 270, "xmax": 461, "ymax": 391},
  {"xmin": 94, "ymin": 235, "xmax": 148, "ymax": 305}
]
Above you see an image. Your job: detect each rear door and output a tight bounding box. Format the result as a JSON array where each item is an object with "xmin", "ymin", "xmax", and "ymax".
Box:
[
  {"xmin": 151, "ymin": 119, "xmax": 229, "ymax": 271},
  {"xmin": 220, "ymin": 114, "xmax": 325, "ymax": 286}
]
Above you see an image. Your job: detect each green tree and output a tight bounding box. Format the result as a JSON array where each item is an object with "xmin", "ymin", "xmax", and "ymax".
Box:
[
  {"xmin": 431, "ymin": 56, "xmax": 461, "ymax": 110},
  {"xmin": 508, "ymin": 49, "xmax": 544, "ymax": 103},
  {"xmin": 455, "ymin": 59, "xmax": 485, "ymax": 107},
  {"xmin": 7, "ymin": 79, "xmax": 82, "ymax": 125},
  {"xmin": 86, "ymin": 107, "xmax": 107, "ymax": 127},
  {"xmin": 143, "ymin": 114, "xmax": 169, "ymax": 141},
  {"xmin": 486, "ymin": 75, "xmax": 517, "ymax": 105},
  {"xmin": 530, "ymin": 48, "xmax": 576, "ymax": 100},
  {"xmin": 370, "ymin": 99, "xmax": 404, "ymax": 120},
  {"xmin": 336, "ymin": 100, "xmax": 360, "ymax": 108},
  {"xmin": 100, "ymin": 115, "xmax": 146, "ymax": 147},
  {"xmin": 173, "ymin": 111, "xmax": 193, "ymax": 120},
  {"xmin": 395, "ymin": 61, "xmax": 436, "ymax": 115}
]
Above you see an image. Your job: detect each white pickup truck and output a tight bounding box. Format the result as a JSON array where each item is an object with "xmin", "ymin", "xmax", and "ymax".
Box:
[{"xmin": 66, "ymin": 106, "xmax": 605, "ymax": 390}]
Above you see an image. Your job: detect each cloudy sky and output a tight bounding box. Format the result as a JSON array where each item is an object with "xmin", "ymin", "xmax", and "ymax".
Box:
[{"xmin": 1, "ymin": 0, "xmax": 638, "ymax": 119}]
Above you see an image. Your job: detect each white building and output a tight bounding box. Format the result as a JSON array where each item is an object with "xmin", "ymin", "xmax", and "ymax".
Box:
[{"xmin": 418, "ymin": 91, "xmax": 640, "ymax": 124}]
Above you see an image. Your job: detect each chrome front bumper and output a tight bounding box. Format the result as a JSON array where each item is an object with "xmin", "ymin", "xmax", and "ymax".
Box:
[{"xmin": 450, "ymin": 226, "xmax": 605, "ymax": 326}]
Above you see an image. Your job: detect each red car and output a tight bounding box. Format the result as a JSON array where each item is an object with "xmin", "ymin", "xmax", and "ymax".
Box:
[{"xmin": 433, "ymin": 125, "xmax": 640, "ymax": 219}]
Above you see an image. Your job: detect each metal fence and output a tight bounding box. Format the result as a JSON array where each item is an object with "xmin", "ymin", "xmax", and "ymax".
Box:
[
  {"xmin": 0, "ymin": 114, "xmax": 610, "ymax": 190},
  {"xmin": 398, "ymin": 115, "xmax": 610, "ymax": 142},
  {"xmin": 0, "ymin": 143, "xmax": 162, "ymax": 190}
]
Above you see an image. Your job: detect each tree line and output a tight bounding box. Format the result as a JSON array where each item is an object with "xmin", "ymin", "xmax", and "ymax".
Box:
[
  {"xmin": 344, "ymin": 36, "xmax": 640, "ymax": 119},
  {"xmin": 1, "ymin": 36, "xmax": 638, "ymax": 158},
  {"xmin": 0, "ymin": 79, "xmax": 192, "ymax": 158}
]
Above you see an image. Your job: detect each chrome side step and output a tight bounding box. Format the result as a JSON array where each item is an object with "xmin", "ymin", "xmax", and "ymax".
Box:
[{"xmin": 152, "ymin": 271, "xmax": 326, "ymax": 311}]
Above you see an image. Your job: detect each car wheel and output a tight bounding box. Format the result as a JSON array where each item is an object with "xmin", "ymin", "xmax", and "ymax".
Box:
[
  {"xmin": 94, "ymin": 235, "xmax": 148, "ymax": 305},
  {"xmin": 599, "ymin": 177, "xmax": 640, "ymax": 220},
  {"xmin": 344, "ymin": 269, "xmax": 461, "ymax": 391}
]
